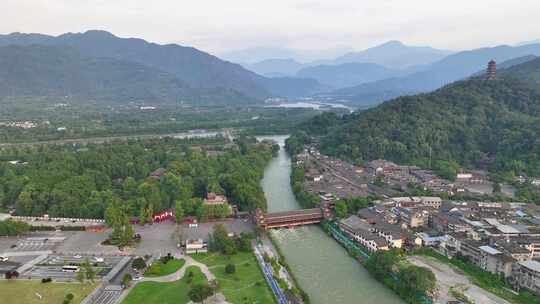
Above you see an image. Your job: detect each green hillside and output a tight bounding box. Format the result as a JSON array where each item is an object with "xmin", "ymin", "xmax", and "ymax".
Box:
[
  {"xmin": 0, "ymin": 44, "xmax": 253, "ymax": 105},
  {"xmin": 290, "ymin": 60, "xmax": 540, "ymax": 178},
  {"xmin": 0, "ymin": 30, "xmax": 326, "ymax": 100}
]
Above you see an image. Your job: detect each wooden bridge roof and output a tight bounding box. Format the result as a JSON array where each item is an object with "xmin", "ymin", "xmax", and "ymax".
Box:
[{"xmin": 264, "ymin": 208, "xmax": 323, "ymax": 224}]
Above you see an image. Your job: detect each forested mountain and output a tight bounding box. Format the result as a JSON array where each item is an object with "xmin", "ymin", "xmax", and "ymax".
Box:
[
  {"xmin": 332, "ymin": 41, "xmax": 453, "ymax": 68},
  {"xmin": 291, "ymin": 60, "xmax": 540, "ymax": 177},
  {"xmin": 499, "ymin": 57, "xmax": 540, "ymax": 84},
  {"xmin": 296, "ymin": 63, "xmax": 402, "ymax": 89},
  {"xmin": 0, "ymin": 31, "xmax": 325, "ymax": 99},
  {"xmin": 325, "ymin": 43, "xmax": 540, "ymax": 106},
  {"xmin": 0, "ymin": 45, "xmax": 252, "ymax": 104}
]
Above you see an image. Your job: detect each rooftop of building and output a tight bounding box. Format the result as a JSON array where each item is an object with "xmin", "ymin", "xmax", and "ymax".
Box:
[
  {"xmin": 340, "ymin": 215, "xmax": 373, "ymax": 232},
  {"xmin": 519, "ymin": 260, "xmax": 540, "ymax": 273},
  {"xmin": 479, "ymin": 245, "xmax": 502, "ymax": 255},
  {"xmin": 373, "ymin": 221, "xmax": 409, "ymax": 239},
  {"xmin": 496, "ymin": 240, "xmax": 531, "ymax": 254},
  {"xmin": 204, "ymin": 192, "xmax": 228, "ymax": 204}
]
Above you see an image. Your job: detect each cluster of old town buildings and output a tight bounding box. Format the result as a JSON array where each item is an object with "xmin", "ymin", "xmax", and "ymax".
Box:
[
  {"xmin": 297, "ymin": 147, "xmax": 494, "ymax": 200},
  {"xmin": 337, "ymin": 196, "xmax": 540, "ymax": 296},
  {"xmin": 295, "ymin": 147, "xmax": 540, "ymax": 296},
  {"xmin": 153, "ymin": 143, "xmax": 540, "ymax": 297}
]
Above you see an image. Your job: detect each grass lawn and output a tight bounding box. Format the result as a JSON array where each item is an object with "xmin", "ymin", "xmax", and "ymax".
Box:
[
  {"xmin": 144, "ymin": 258, "xmax": 185, "ymax": 277},
  {"xmin": 0, "ymin": 280, "xmax": 97, "ymax": 304},
  {"xmin": 193, "ymin": 252, "xmax": 276, "ymax": 304},
  {"xmin": 122, "ymin": 266, "xmax": 206, "ymax": 304}
]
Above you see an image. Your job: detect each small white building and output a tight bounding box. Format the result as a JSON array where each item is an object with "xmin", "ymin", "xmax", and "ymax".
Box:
[{"xmin": 185, "ymin": 239, "xmax": 208, "ymax": 254}]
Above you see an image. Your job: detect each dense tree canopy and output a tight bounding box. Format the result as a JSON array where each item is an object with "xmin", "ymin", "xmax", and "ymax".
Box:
[
  {"xmin": 0, "ymin": 136, "xmax": 273, "ymax": 219},
  {"xmin": 0, "ymin": 219, "xmax": 30, "ymax": 236},
  {"xmin": 365, "ymin": 250, "xmax": 437, "ymax": 304}
]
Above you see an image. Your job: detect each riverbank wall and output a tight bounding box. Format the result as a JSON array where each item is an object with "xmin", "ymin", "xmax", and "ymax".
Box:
[{"xmin": 266, "ymin": 232, "xmax": 311, "ymax": 304}]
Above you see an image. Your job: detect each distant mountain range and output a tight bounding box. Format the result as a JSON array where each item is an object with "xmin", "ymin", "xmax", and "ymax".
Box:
[
  {"xmin": 322, "ymin": 43, "xmax": 540, "ymax": 106},
  {"xmin": 0, "ymin": 44, "xmax": 252, "ymax": 104},
  {"xmin": 516, "ymin": 39, "xmax": 540, "ymax": 46},
  {"xmin": 241, "ymin": 41, "xmax": 451, "ymax": 80},
  {"xmin": 0, "ymin": 30, "xmax": 326, "ymax": 101},
  {"xmin": 296, "ymin": 63, "xmax": 405, "ymax": 89},
  {"xmin": 2, "ymin": 31, "xmax": 540, "ymax": 107},
  {"xmin": 220, "ymin": 46, "xmax": 354, "ymax": 65},
  {"xmin": 244, "ymin": 59, "xmax": 305, "ymax": 77},
  {"xmin": 330, "ymin": 41, "xmax": 453, "ymax": 69}
]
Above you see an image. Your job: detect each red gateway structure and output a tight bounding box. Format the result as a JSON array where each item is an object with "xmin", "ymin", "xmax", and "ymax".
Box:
[
  {"xmin": 153, "ymin": 209, "xmax": 174, "ymax": 222},
  {"xmin": 255, "ymin": 203, "xmax": 332, "ymax": 229},
  {"xmin": 486, "ymin": 59, "xmax": 496, "ymax": 80}
]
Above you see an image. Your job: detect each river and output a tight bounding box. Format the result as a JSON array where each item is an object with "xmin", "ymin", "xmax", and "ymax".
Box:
[{"xmin": 259, "ymin": 135, "xmax": 404, "ymax": 304}]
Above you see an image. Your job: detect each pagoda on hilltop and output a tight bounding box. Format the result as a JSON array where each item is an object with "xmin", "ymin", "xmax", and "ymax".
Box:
[{"xmin": 486, "ymin": 60, "xmax": 497, "ymax": 80}]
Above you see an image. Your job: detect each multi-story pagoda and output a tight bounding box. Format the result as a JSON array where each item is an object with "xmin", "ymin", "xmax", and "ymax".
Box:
[{"xmin": 486, "ymin": 60, "xmax": 497, "ymax": 80}]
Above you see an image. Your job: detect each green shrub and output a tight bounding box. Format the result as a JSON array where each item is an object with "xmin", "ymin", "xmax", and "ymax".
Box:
[{"xmin": 225, "ymin": 263, "xmax": 236, "ymax": 274}]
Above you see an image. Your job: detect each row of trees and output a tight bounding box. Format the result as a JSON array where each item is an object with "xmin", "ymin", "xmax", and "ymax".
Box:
[
  {"xmin": 290, "ymin": 165, "xmax": 320, "ymax": 208},
  {"xmin": 0, "ymin": 136, "xmax": 273, "ymax": 220},
  {"xmin": 208, "ymin": 224, "xmax": 252, "ymax": 255},
  {"xmin": 0, "ymin": 219, "xmax": 30, "ymax": 236},
  {"xmin": 104, "ymin": 200, "xmax": 135, "ymax": 247}
]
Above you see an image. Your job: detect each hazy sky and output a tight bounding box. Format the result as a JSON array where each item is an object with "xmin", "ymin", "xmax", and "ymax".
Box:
[{"xmin": 2, "ymin": 0, "xmax": 540, "ymax": 54}]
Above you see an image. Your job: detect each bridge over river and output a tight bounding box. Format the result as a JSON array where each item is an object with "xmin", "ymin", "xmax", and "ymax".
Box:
[
  {"xmin": 254, "ymin": 205, "xmax": 331, "ymax": 229},
  {"xmin": 259, "ymin": 135, "xmax": 404, "ymax": 304}
]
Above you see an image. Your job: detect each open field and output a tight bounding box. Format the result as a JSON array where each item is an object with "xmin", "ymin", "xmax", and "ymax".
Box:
[
  {"xmin": 193, "ymin": 252, "xmax": 276, "ymax": 304},
  {"xmin": 122, "ymin": 266, "xmax": 206, "ymax": 304},
  {"xmin": 408, "ymin": 255, "xmax": 510, "ymax": 304},
  {"xmin": 145, "ymin": 258, "xmax": 185, "ymax": 277},
  {"xmin": 0, "ymin": 280, "xmax": 97, "ymax": 304}
]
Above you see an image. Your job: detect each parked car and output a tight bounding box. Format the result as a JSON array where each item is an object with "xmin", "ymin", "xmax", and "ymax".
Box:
[
  {"xmin": 73, "ymin": 255, "xmax": 82, "ymax": 259},
  {"xmin": 94, "ymin": 257, "xmax": 104, "ymax": 263},
  {"xmin": 0, "ymin": 256, "xmax": 9, "ymax": 262}
]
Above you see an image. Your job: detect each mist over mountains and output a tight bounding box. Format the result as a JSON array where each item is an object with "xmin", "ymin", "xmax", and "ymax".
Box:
[
  {"xmin": 0, "ymin": 44, "xmax": 255, "ymax": 105},
  {"xmin": 317, "ymin": 43, "xmax": 540, "ymax": 106},
  {"xmin": 0, "ymin": 30, "xmax": 326, "ymax": 102},
  {"xmin": 1, "ymin": 30, "xmax": 540, "ymax": 108}
]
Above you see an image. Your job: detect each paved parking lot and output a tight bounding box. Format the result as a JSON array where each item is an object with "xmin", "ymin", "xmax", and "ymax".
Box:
[
  {"xmin": 182, "ymin": 219, "xmax": 254, "ymax": 242},
  {"xmin": 56, "ymin": 231, "xmax": 120, "ymax": 255},
  {"xmin": 13, "ymin": 236, "xmax": 64, "ymax": 252},
  {"xmin": 0, "ymin": 232, "xmax": 66, "ymax": 254},
  {"xmin": 23, "ymin": 254, "xmax": 126, "ymax": 281},
  {"xmin": 133, "ymin": 221, "xmax": 179, "ymax": 256}
]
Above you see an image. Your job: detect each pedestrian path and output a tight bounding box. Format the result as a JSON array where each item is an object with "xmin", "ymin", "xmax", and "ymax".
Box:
[
  {"xmin": 113, "ymin": 255, "xmax": 215, "ymax": 304},
  {"xmin": 139, "ymin": 255, "xmax": 215, "ymax": 283},
  {"xmin": 89, "ymin": 285, "xmax": 123, "ymax": 304}
]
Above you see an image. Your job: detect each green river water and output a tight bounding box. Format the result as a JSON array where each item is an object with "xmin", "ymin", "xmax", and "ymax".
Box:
[{"xmin": 259, "ymin": 135, "xmax": 404, "ymax": 304}]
